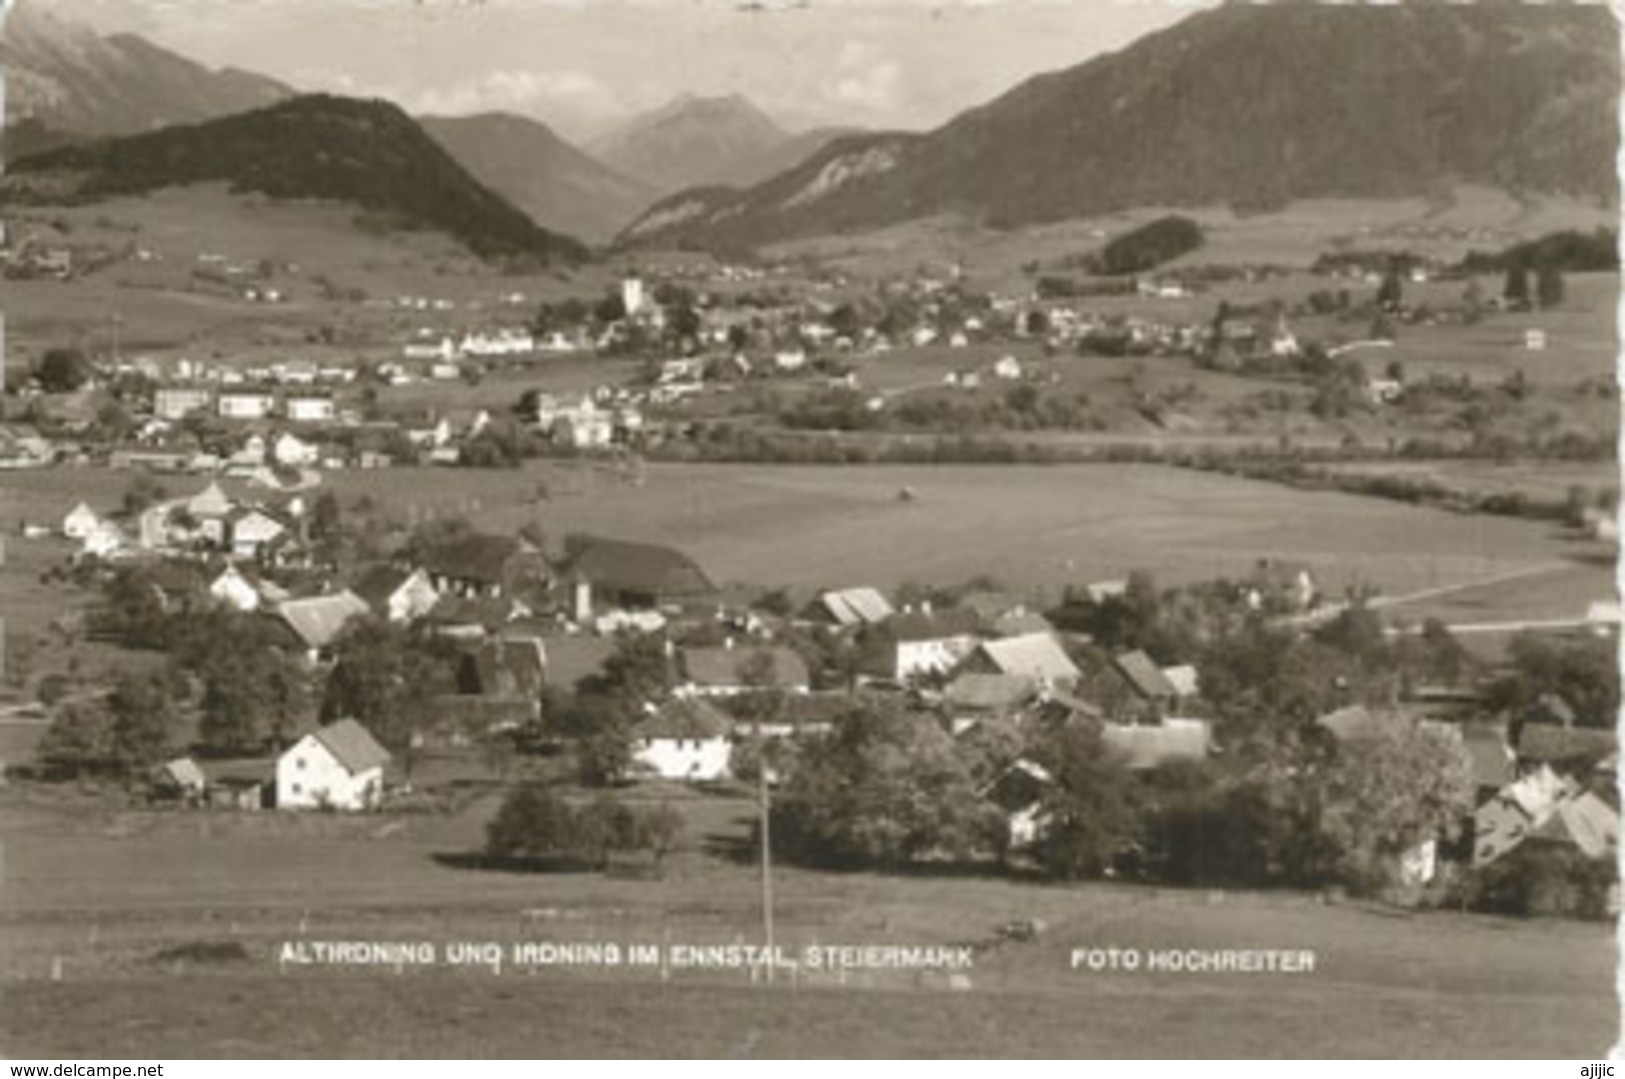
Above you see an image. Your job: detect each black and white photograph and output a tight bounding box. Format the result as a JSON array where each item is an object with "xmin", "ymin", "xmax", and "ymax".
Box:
[{"xmin": 0, "ymin": 0, "xmax": 1619, "ymax": 1060}]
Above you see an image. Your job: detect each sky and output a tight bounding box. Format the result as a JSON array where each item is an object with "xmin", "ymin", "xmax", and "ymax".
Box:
[{"xmin": 22, "ymin": 0, "xmax": 1211, "ymax": 141}]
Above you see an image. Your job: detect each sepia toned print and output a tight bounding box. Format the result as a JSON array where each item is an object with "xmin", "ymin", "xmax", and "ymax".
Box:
[{"xmin": 0, "ymin": 0, "xmax": 1618, "ymax": 1059}]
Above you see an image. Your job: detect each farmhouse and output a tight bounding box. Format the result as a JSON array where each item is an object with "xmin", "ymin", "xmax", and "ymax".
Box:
[
  {"xmin": 420, "ymin": 533, "xmax": 547, "ymax": 600},
  {"xmin": 276, "ymin": 718, "xmax": 390, "ymax": 811},
  {"xmin": 61, "ymin": 501, "xmax": 102, "ymax": 540},
  {"xmin": 272, "ymin": 432, "xmax": 320, "ymax": 468},
  {"xmin": 1244, "ymin": 559, "xmax": 1318, "ymax": 612},
  {"xmin": 228, "ymin": 509, "xmax": 288, "ymax": 560},
  {"xmin": 354, "ymin": 565, "xmax": 439, "ymax": 623},
  {"xmin": 1112, "ymin": 650, "xmax": 1180, "ymax": 706},
  {"xmin": 218, "ymin": 388, "xmax": 275, "ymax": 421},
  {"xmin": 563, "ymin": 535, "xmax": 714, "ymax": 617},
  {"xmin": 679, "ymin": 645, "xmax": 810, "ymax": 697},
  {"xmin": 959, "ymin": 632, "xmax": 1079, "ymax": 685},
  {"xmin": 274, "ymin": 590, "xmax": 370, "ymax": 664},
  {"xmin": 983, "ymin": 759, "xmax": 1055, "ymax": 849},
  {"xmin": 802, "ymin": 586, "xmax": 895, "ymax": 629},
  {"xmin": 872, "ymin": 608, "xmax": 982, "ymax": 682},
  {"xmin": 632, "ymin": 698, "xmax": 734, "ymax": 782},
  {"xmin": 154, "ymin": 386, "xmax": 212, "ymax": 421},
  {"xmin": 285, "ymin": 393, "xmax": 336, "ymax": 424},
  {"xmin": 208, "ymin": 564, "xmax": 262, "ymax": 612}
]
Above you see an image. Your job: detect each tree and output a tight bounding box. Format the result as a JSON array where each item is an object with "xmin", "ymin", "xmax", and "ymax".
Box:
[
  {"xmin": 1376, "ymin": 261, "xmax": 1404, "ymax": 312},
  {"xmin": 486, "ymin": 782, "xmax": 579, "ymax": 862},
  {"xmin": 773, "ymin": 699, "xmax": 997, "ymax": 867},
  {"xmin": 198, "ymin": 645, "xmax": 310, "ymax": 754},
  {"xmin": 1029, "ymin": 721, "xmax": 1142, "ymax": 879},
  {"xmin": 36, "ymin": 348, "xmax": 91, "ymax": 393},
  {"xmin": 1536, "ymin": 263, "xmax": 1565, "ymax": 310},
  {"xmin": 121, "ymin": 474, "xmax": 168, "ymax": 518},
  {"xmin": 310, "ymin": 491, "xmax": 343, "ymax": 546},
  {"xmin": 322, "ymin": 620, "xmax": 454, "ymax": 775},
  {"xmin": 1312, "ymin": 723, "xmax": 1472, "ymax": 893},
  {"xmin": 38, "ymin": 699, "xmax": 114, "ymax": 778},
  {"xmin": 1502, "ymin": 264, "xmax": 1531, "ymax": 309},
  {"xmin": 105, "ymin": 670, "xmax": 179, "ymax": 774}
]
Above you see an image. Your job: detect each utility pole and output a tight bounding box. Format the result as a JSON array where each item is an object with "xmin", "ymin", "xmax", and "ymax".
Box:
[{"xmin": 757, "ymin": 720, "xmax": 775, "ymax": 984}]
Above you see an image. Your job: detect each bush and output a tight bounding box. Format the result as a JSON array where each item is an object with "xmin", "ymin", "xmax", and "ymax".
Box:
[
  {"xmin": 483, "ymin": 783, "xmax": 684, "ymax": 870},
  {"xmin": 1462, "ymin": 845, "xmax": 1617, "ymax": 920}
]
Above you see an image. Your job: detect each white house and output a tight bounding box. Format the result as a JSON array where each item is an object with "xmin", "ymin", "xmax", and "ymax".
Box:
[
  {"xmin": 992, "ymin": 355, "xmax": 1023, "ymax": 381},
  {"xmin": 355, "ymin": 565, "xmax": 439, "ymax": 623},
  {"xmin": 276, "ymin": 718, "xmax": 390, "ymax": 810},
  {"xmin": 285, "ymin": 395, "xmax": 336, "ymax": 424},
  {"xmin": 272, "ymin": 432, "xmax": 320, "ymax": 468},
  {"xmin": 154, "ymin": 386, "xmax": 212, "ymax": 421},
  {"xmin": 61, "ymin": 501, "xmax": 102, "ymax": 540},
  {"xmin": 632, "ymin": 698, "xmax": 733, "ymax": 782},
  {"xmin": 230, "ymin": 510, "xmax": 287, "ymax": 560},
  {"xmin": 218, "ymin": 389, "xmax": 275, "ymax": 421},
  {"xmin": 880, "ymin": 609, "xmax": 982, "ymax": 682},
  {"xmin": 79, "ymin": 519, "xmax": 129, "ymax": 560},
  {"xmin": 209, "ymin": 564, "xmax": 262, "ymax": 612}
]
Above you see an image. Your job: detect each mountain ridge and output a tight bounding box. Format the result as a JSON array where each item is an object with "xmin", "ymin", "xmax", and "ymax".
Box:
[{"xmin": 620, "ymin": 3, "xmax": 1620, "ymax": 251}]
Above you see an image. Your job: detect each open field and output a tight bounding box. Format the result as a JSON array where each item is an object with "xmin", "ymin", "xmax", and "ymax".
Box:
[
  {"xmin": 0, "ymin": 782, "xmax": 1614, "ymax": 1058},
  {"xmin": 317, "ymin": 461, "xmax": 1616, "ymax": 613}
]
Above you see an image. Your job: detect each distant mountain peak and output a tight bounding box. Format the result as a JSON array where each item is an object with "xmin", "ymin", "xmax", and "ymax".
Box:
[{"xmin": 622, "ymin": 2, "xmax": 1619, "ymax": 251}]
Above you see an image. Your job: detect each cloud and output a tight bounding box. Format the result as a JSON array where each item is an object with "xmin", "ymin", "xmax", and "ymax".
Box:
[
  {"xmin": 409, "ymin": 68, "xmax": 616, "ymax": 117},
  {"xmin": 820, "ymin": 40, "xmax": 904, "ymax": 115}
]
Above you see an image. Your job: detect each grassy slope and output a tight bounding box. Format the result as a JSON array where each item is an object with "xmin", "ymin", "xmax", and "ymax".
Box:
[{"xmin": 0, "ymin": 786, "xmax": 1614, "ymax": 1057}]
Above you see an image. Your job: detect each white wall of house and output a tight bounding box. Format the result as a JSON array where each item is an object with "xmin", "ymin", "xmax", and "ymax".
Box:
[
  {"xmin": 634, "ymin": 736, "xmax": 732, "ymax": 782},
  {"xmin": 384, "ymin": 572, "xmax": 440, "ymax": 622},
  {"xmin": 276, "ymin": 735, "xmax": 383, "ymax": 810},
  {"xmin": 895, "ymin": 637, "xmax": 973, "ymax": 681}
]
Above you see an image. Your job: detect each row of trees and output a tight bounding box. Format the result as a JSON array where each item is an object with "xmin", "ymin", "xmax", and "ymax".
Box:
[{"xmin": 485, "ymin": 784, "xmax": 683, "ymax": 868}]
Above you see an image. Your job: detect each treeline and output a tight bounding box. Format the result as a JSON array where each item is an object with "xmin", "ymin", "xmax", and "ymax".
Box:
[{"xmin": 1459, "ymin": 228, "xmax": 1618, "ymax": 275}]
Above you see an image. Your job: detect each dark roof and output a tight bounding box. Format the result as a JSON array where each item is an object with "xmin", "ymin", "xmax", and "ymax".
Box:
[
  {"xmin": 1460, "ymin": 723, "xmax": 1516, "ymax": 790},
  {"xmin": 1112, "ymin": 651, "xmax": 1178, "ymax": 700},
  {"xmin": 312, "ymin": 718, "xmax": 391, "ymax": 774},
  {"xmin": 569, "ymin": 535, "xmax": 714, "ymax": 600},
  {"xmin": 682, "ymin": 645, "xmax": 810, "ymax": 690},
  {"xmin": 637, "ymin": 697, "xmax": 733, "ymax": 740},
  {"xmin": 427, "ymin": 594, "xmax": 513, "ymax": 629},
  {"xmin": 421, "ymin": 533, "xmax": 537, "ymax": 585},
  {"xmin": 539, "ymin": 635, "xmax": 617, "ymax": 692},
  {"xmin": 1516, "ymin": 723, "xmax": 1616, "ymax": 766},
  {"xmin": 945, "ymin": 673, "xmax": 1039, "ymax": 711},
  {"xmin": 887, "ymin": 607, "xmax": 982, "ymax": 642},
  {"xmin": 353, "ymin": 564, "xmax": 415, "ymax": 607}
]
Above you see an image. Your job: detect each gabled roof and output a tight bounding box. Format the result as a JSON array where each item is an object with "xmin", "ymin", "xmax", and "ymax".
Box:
[
  {"xmin": 1161, "ymin": 664, "xmax": 1200, "ymax": 698},
  {"xmin": 568, "ymin": 535, "xmax": 714, "ymax": 599},
  {"xmin": 187, "ymin": 481, "xmax": 233, "ymax": 518},
  {"xmin": 1112, "ymin": 650, "xmax": 1178, "ymax": 700},
  {"xmin": 538, "ymin": 635, "xmax": 617, "ymax": 692},
  {"xmin": 812, "ymin": 587, "xmax": 894, "ymax": 627},
  {"xmin": 421, "ymin": 533, "xmax": 537, "ymax": 585},
  {"xmin": 887, "ymin": 607, "xmax": 982, "ymax": 642},
  {"xmin": 972, "ymin": 633, "xmax": 1079, "ymax": 683},
  {"xmin": 310, "ymin": 718, "xmax": 391, "ymax": 774},
  {"xmin": 1102, "ymin": 718, "xmax": 1212, "ymax": 771},
  {"xmin": 156, "ymin": 756, "xmax": 207, "ymax": 790},
  {"xmin": 1460, "ymin": 723, "xmax": 1515, "ymax": 790},
  {"xmin": 990, "ymin": 610, "xmax": 1055, "ymax": 638},
  {"xmin": 276, "ymin": 590, "xmax": 369, "ymax": 649},
  {"xmin": 682, "ymin": 646, "xmax": 810, "ymax": 690},
  {"xmin": 1533, "ymin": 792, "xmax": 1620, "ymax": 859},
  {"xmin": 353, "ymin": 564, "xmax": 428, "ymax": 608},
  {"xmin": 637, "ymin": 697, "xmax": 733, "ymax": 740},
  {"xmin": 945, "ymin": 673, "xmax": 1039, "ymax": 712}
]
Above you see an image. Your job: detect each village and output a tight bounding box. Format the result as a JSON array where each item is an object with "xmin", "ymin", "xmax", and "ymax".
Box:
[{"xmin": 1, "ymin": 442, "xmax": 1616, "ymax": 922}]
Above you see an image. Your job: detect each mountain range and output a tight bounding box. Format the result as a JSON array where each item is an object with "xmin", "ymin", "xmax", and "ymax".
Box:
[
  {"xmin": 6, "ymin": 95, "xmax": 590, "ymax": 265},
  {"xmin": 590, "ymin": 93, "xmax": 853, "ymax": 195},
  {"xmin": 420, "ymin": 112, "xmax": 657, "ymax": 244},
  {"xmin": 1, "ymin": 1, "xmax": 292, "ymax": 139},
  {"xmin": 622, "ymin": 2, "xmax": 1621, "ymax": 251}
]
